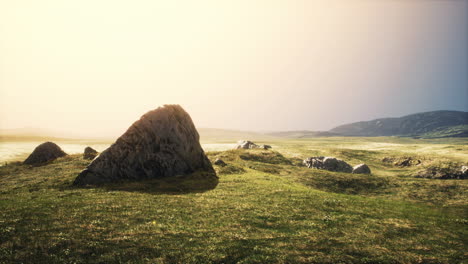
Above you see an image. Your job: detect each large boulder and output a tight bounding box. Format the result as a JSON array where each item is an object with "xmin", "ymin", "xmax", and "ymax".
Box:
[
  {"xmin": 73, "ymin": 105, "xmax": 217, "ymax": 188},
  {"xmin": 303, "ymin": 156, "xmax": 353, "ymax": 173},
  {"xmin": 352, "ymin": 164, "xmax": 371, "ymax": 174},
  {"xmin": 83, "ymin": 147, "xmax": 98, "ymax": 160},
  {"xmin": 23, "ymin": 142, "xmax": 67, "ymax": 165}
]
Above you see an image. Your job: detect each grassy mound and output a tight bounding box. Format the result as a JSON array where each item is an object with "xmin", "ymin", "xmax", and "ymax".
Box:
[
  {"xmin": 292, "ymin": 168, "xmax": 392, "ymax": 195},
  {"xmin": 207, "ymin": 149, "xmax": 291, "ymax": 175},
  {"xmin": 413, "ymin": 160, "xmax": 467, "ymax": 179}
]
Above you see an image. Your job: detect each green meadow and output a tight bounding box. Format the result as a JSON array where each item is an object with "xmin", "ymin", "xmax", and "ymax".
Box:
[{"xmin": 1, "ymin": 137, "xmax": 467, "ymax": 263}]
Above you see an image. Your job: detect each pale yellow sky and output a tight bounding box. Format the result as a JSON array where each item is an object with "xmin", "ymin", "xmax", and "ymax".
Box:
[{"xmin": 1, "ymin": 0, "xmax": 467, "ymax": 137}]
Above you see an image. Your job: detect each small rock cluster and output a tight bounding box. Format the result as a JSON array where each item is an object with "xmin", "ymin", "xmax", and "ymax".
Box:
[
  {"xmin": 23, "ymin": 142, "xmax": 103, "ymax": 166},
  {"xmin": 382, "ymin": 157, "xmax": 421, "ymax": 167},
  {"xmin": 236, "ymin": 140, "xmax": 271, "ymax": 150},
  {"xmin": 462, "ymin": 166, "xmax": 468, "ymax": 176},
  {"xmin": 303, "ymin": 156, "xmax": 371, "ymax": 174},
  {"xmin": 415, "ymin": 164, "xmax": 468, "ymax": 179}
]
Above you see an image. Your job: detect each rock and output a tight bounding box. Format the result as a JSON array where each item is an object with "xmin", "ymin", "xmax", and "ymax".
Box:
[
  {"xmin": 73, "ymin": 105, "xmax": 217, "ymax": 187},
  {"xmin": 383, "ymin": 157, "xmax": 422, "ymax": 167},
  {"xmin": 352, "ymin": 164, "xmax": 371, "ymax": 174},
  {"xmin": 236, "ymin": 140, "xmax": 259, "ymax": 149},
  {"xmin": 23, "ymin": 142, "xmax": 67, "ymax": 165},
  {"xmin": 303, "ymin": 156, "xmax": 353, "ymax": 173},
  {"xmin": 259, "ymin": 145, "xmax": 272, "ymax": 150},
  {"xmin": 303, "ymin": 156, "xmax": 325, "ymax": 169},
  {"xmin": 460, "ymin": 166, "xmax": 468, "ymax": 177},
  {"xmin": 396, "ymin": 158, "xmax": 420, "ymax": 167},
  {"xmin": 415, "ymin": 167, "xmax": 466, "ymax": 180},
  {"xmin": 322, "ymin": 157, "xmax": 353, "ymax": 173},
  {"xmin": 382, "ymin": 157, "xmax": 393, "ymax": 163},
  {"xmin": 214, "ymin": 158, "xmax": 227, "ymax": 167},
  {"xmin": 83, "ymin": 147, "xmax": 98, "ymax": 160},
  {"xmin": 236, "ymin": 141, "xmax": 272, "ymax": 150}
]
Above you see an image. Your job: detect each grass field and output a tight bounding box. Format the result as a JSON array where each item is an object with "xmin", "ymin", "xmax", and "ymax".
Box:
[{"xmin": 0, "ymin": 137, "xmax": 467, "ymax": 263}]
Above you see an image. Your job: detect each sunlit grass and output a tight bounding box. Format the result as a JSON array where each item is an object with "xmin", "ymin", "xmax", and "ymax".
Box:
[{"xmin": 0, "ymin": 138, "xmax": 467, "ymax": 263}]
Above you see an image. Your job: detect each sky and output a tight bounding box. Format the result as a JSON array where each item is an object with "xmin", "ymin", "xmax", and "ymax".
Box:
[{"xmin": 1, "ymin": 0, "xmax": 467, "ymax": 138}]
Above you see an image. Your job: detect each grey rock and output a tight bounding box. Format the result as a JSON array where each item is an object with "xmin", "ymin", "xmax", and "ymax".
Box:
[
  {"xmin": 214, "ymin": 158, "xmax": 227, "ymax": 167},
  {"xmin": 352, "ymin": 164, "xmax": 371, "ymax": 174},
  {"xmin": 236, "ymin": 141, "xmax": 272, "ymax": 150},
  {"xmin": 73, "ymin": 105, "xmax": 217, "ymax": 186},
  {"xmin": 323, "ymin": 157, "xmax": 353, "ymax": 173},
  {"xmin": 303, "ymin": 156, "xmax": 353, "ymax": 173},
  {"xmin": 236, "ymin": 140, "xmax": 259, "ymax": 149},
  {"xmin": 395, "ymin": 157, "xmax": 421, "ymax": 167},
  {"xmin": 461, "ymin": 166, "xmax": 468, "ymax": 176},
  {"xmin": 303, "ymin": 156, "xmax": 325, "ymax": 169},
  {"xmin": 23, "ymin": 142, "xmax": 67, "ymax": 165},
  {"xmin": 259, "ymin": 145, "xmax": 272, "ymax": 150},
  {"xmin": 83, "ymin": 147, "xmax": 98, "ymax": 160},
  {"xmin": 415, "ymin": 165, "xmax": 467, "ymax": 180}
]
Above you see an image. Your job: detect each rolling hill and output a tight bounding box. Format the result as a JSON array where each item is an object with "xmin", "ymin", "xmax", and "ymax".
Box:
[{"xmin": 329, "ymin": 110, "xmax": 468, "ymax": 138}]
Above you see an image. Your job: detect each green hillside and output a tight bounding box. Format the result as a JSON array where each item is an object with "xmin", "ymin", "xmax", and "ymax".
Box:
[
  {"xmin": 330, "ymin": 110, "xmax": 468, "ymax": 137},
  {"xmin": 1, "ymin": 138, "xmax": 467, "ymax": 263}
]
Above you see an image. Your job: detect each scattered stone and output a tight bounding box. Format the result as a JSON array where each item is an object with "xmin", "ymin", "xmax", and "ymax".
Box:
[
  {"xmin": 83, "ymin": 147, "xmax": 98, "ymax": 160},
  {"xmin": 303, "ymin": 156, "xmax": 353, "ymax": 173},
  {"xmin": 382, "ymin": 157, "xmax": 393, "ymax": 163},
  {"xmin": 23, "ymin": 142, "xmax": 67, "ymax": 165},
  {"xmin": 395, "ymin": 157, "xmax": 421, "ymax": 167},
  {"xmin": 73, "ymin": 105, "xmax": 217, "ymax": 187},
  {"xmin": 460, "ymin": 166, "xmax": 468, "ymax": 177},
  {"xmin": 259, "ymin": 145, "xmax": 272, "ymax": 150},
  {"xmin": 214, "ymin": 158, "xmax": 227, "ymax": 167},
  {"xmin": 383, "ymin": 157, "xmax": 421, "ymax": 167},
  {"xmin": 236, "ymin": 140, "xmax": 258, "ymax": 149},
  {"xmin": 414, "ymin": 163, "xmax": 468, "ymax": 180},
  {"xmin": 303, "ymin": 156, "xmax": 325, "ymax": 169},
  {"xmin": 236, "ymin": 141, "xmax": 272, "ymax": 150},
  {"xmin": 415, "ymin": 168, "xmax": 466, "ymax": 179},
  {"xmin": 352, "ymin": 164, "xmax": 371, "ymax": 174}
]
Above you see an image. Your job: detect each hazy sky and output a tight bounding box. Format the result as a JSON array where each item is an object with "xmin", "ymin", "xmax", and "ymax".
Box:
[{"xmin": 1, "ymin": 0, "xmax": 467, "ymax": 137}]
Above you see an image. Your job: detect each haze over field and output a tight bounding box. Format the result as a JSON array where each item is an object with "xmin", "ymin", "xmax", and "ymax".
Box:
[{"xmin": 1, "ymin": 0, "xmax": 467, "ymax": 138}]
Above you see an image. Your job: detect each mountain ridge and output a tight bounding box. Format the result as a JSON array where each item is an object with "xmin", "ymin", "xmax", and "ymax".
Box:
[
  {"xmin": 329, "ymin": 110, "xmax": 468, "ymax": 137},
  {"xmin": 2, "ymin": 110, "xmax": 467, "ymax": 140}
]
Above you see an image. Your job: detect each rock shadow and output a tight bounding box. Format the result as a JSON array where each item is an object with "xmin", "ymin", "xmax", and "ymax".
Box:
[{"xmin": 69, "ymin": 171, "xmax": 219, "ymax": 195}]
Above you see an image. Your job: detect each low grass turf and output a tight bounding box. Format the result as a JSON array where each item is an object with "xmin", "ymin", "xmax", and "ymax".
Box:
[{"xmin": 0, "ymin": 137, "xmax": 467, "ymax": 263}]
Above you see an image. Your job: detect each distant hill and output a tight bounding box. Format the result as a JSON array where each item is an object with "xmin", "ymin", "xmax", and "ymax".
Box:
[
  {"xmin": 267, "ymin": 130, "xmax": 341, "ymax": 138},
  {"xmin": 329, "ymin": 110, "xmax": 468, "ymax": 138},
  {"xmin": 3, "ymin": 111, "xmax": 467, "ymax": 141}
]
